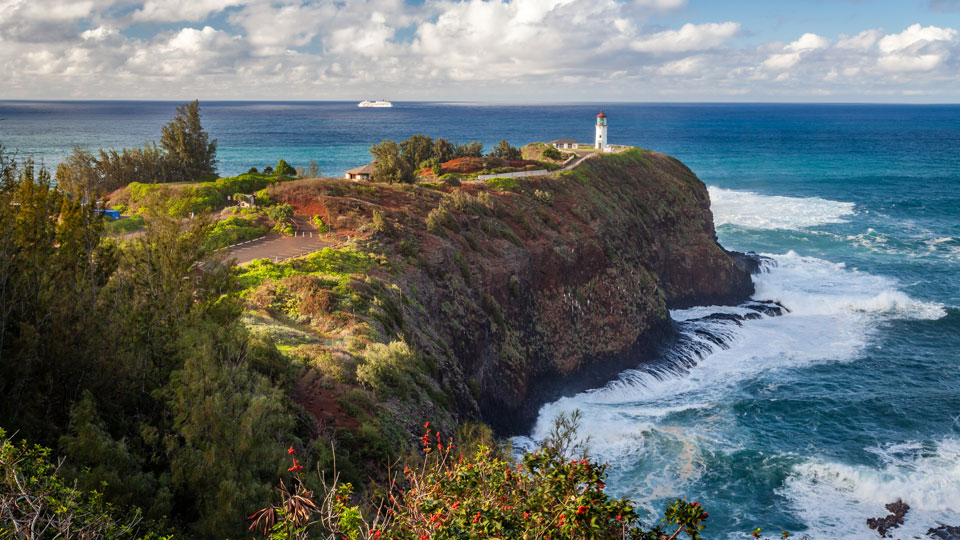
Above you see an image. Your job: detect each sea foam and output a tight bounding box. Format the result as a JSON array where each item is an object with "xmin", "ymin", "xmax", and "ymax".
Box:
[
  {"xmin": 708, "ymin": 186, "xmax": 855, "ymax": 230},
  {"xmin": 781, "ymin": 438, "xmax": 960, "ymax": 540}
]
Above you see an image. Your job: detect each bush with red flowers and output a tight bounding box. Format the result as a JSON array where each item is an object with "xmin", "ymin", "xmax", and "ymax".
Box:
[{"xmin": 251, "ymin": 413, "xmax": 709, "ymax": 540}]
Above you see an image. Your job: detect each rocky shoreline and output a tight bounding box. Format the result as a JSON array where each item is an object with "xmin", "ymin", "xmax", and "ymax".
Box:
[{"xmin": 866, "ymin": 500, "xmax": 960, "ymax": 540}]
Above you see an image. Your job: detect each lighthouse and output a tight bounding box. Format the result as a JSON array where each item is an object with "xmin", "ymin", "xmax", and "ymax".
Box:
[{"xmin": 595, "ymin": 110, "xmax": 608, "ymax": 150}]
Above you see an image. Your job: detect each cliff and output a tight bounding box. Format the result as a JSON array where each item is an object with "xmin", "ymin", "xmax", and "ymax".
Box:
[{"xmin": 250, "ymin": 148, "xmax": 753, "ymax": 439}]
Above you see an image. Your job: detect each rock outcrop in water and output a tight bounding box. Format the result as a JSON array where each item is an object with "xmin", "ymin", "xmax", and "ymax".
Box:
[
  {"xmin": 867, "ymin": 500, "xmax": 910, "ymax": 537},
  {"xmin": 265, "ymin": 148, "xmax": 754, "ymax": 434}
]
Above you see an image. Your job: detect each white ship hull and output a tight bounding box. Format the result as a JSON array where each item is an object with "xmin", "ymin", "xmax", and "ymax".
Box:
[{"xmin": 358, "ymin": 100, "xmax": 392, "ymax": 108}]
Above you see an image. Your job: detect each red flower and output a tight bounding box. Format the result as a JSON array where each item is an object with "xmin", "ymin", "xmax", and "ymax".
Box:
[
  {"xmin": 616, "ymin": 514, "xmax": 622, "ymax": 521},
  {"xmin": 472, "ymin": 512, "xmax": 481, "ymax": 524},
  {"xmin": 373, "ymin": 531, "xmax": 382, "ymax": 539},
  {"xmin": 577, "ymin": 506, "xmax": 587, "ymax": 515},
  {"xmin": 288, "ymin": 457, "xmax": 303, "ymax": 472},
  {"xmin": 287, "ymin": 447, "xmax": 295, "ymax": 455},
  {"xmin": 424, "ymin": 422, "xmax": 430, "ymax": 429},
  {"xmin": 452, "ymin": 501, "xmax": 461, "ymax": 509}
]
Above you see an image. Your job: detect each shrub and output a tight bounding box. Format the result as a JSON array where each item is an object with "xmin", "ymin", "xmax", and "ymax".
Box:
[
  {"xmin": 442, "ymin": 174, "xmax": 461, "ymax": 187},
  {"xmin": 267, "ymin": 203, "xmax": 294, "ymax": 222},
  {"xmin": 1, "ymin": 428, "xmax": 145, "ymax": 539},
  {"xmin": 485, "ymin": 177, "xmax": 520, "ymax": 191},
  {"xmin": 426, "ymin": 207, "xmax": 456, "ymax": 235},
  {"xmin": 255, "ymin": 189, "xmax": 273, "ymax": 206},
  {"xmin": 534, "ymin": 189, "xmax": 553, "ymax": 205},
  {"xmin": 275, "ymin": 159, "xmax": 296, "ymax": 177},
  {"xmin": 251, "ymin": 413, "xmax": 710, "ymax": 540},
  {"xmin": 103, "ymin": 214, "xmax": 146, "ymax": 235},
  {"xmin": 543, "ymin": 146, "xmax": 562, "ymax": 160},
  {"xmin": 166, "ymin": 183, "xmax": 226, "ymax": 217},
  {"xmin": 371, "ymin": 209, "xmax": 394, "ymax": 236},
  {"xmin": 355, "ymin": 340, "xmax": 420, "ymax": 398},
  {"xmin": 248, "ymin": 167, "xmax": 259, "ymax": 173},
  {"xmin": 312, "ymin": 214, "xmax": 329, "ymax": 233},
  {"xmin": 235, "ymin": 248, "xmax": 373, "ymax": 290},
  {"xmin": 205, "ymin": 216, "xmax": 268, "ymax": 249}
]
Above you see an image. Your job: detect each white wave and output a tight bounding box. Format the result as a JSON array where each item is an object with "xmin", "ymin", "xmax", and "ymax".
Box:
[
  {"xmin": 709, "ymin": 186, "xmax": 855, "ymax": 230},
  {"xmin": 754, "ymin": 251, "xmax": 947, "ymax": 320},
  {"xmin": 518, "ymin": 250, "xmax": 949, "ymax": 524},
  {"xmin": 781, "ymin": 438, "xmax": 960, "ymax": 540}
]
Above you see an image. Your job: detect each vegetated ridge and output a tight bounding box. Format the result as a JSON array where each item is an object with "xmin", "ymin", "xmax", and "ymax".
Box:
[{"xmin": 254, "ymin": 147, "xmax": 753, "ymax": 436}]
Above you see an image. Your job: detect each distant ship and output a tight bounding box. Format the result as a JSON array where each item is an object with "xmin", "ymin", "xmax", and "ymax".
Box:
[{"xmin": 358, "ymin": 100, "xmax": 392, "ymax": 108}]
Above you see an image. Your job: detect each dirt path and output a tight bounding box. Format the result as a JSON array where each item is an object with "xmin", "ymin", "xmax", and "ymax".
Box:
[{"xmin": 226, "ymin": 217, "xmax": 335, "ymax": 265}]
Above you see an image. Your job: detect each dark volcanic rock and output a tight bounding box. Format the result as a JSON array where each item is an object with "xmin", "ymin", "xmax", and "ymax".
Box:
[
  {"xmin": 727, "ymin": 250, "xmax": 771, "ymax": 275},
  {"xmin": 867, "ymin": 500, "xmax": 910, "ymax": 537},
  {"xmin": 928, "ymin": 525, "xmax": 960, "ymax": 540}
]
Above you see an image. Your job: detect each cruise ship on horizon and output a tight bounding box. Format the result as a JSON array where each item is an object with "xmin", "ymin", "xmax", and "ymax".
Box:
[{"xmin": 358, "ymin": 99, "xmax": 392, "ymax": 108}]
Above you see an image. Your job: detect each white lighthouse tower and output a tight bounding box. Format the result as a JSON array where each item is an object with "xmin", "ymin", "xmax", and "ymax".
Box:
[{"xmin": 595, "ymin": 110, "xmax": 608, "ymax": 150}]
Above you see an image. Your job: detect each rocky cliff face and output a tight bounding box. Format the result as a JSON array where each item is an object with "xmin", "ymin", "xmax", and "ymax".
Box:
[{"xmin": 266, "ymin": 148, "xmax": 753, "ymax": 435}]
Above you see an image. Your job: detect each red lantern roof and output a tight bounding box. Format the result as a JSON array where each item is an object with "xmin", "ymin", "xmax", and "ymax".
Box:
[{"xmin": 597, "ymin": 110, "xmax": 607, "ymax": 118}]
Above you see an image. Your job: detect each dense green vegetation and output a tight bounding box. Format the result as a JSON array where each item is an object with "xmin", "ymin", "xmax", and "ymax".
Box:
[
  {"xmin": 0, "ymin": 149, "xmax": 302, "ymax": 538},
  {"xmin": 55, "ymin": 100, "xmax": 218, "ymax": 196},
  {"xmin": 103, "ymin": 213, "xmax": 146, "ymax": 235},
  {"xmin": 205, "ymin": 216, "xmax": 269, "ymax": 249},
  {"xmin": 368, "ymin": 134, "xmax": 487, "ymax": 183},
  {"xmin": 0, "ymin": 141, "xmax": 735, "ymax": 540}
]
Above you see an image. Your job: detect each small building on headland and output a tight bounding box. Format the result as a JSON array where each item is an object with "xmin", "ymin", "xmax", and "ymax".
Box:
[
  {"xmin": 344, "ymin": 163, "xmax": 375, "ymax": 181},
  {"xmin": 235, "ymin": 193, "xmax": 256, "ymax": 208},
  {"xmin": 550, "ymin": 138, "xmax": 580, "ymax": 150}
]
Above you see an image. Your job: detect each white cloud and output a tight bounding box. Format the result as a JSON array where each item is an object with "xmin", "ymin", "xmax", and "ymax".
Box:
[
  {"xmin": 761, "ymin": 32, "xmax": 829, "ymax": 72},
  {"xmin": 631, "ymin": 22, "xmax": 740, "ymax": 52},
  {"xmin": 633, "ymin": 0, "xmax": 686, "ymax": 10},
  {"xmin": 132, "ymin": 0, "xmax": 249, "ymax": 22},
  {"xmin": 786, "ymin": 33, "xmax": 830, "ymax": 51},
  {"xmin": 836, "ymin": 29, "xmax": 882, "ymax": 50},
  {"xmin": 0, "ymin": 1, "xmax": 958, "ymax": 101},
  {"xmin": 657, "ymin": 55, "xmax": 704, "ymax": 75},
  {"xmin": 81, "ymin": 25, "xmax": 120, "ymax": 41},
  {"xmin": 877, "ymin": 23, "xmax": 956, "ymax": 53},
  {"xmin": 877, "ymin": 53, "xmax": 946, "ymax": 72}
]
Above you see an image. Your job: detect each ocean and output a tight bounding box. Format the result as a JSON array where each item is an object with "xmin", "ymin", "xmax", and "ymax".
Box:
[{"xmin": 2, "ymin": 101, "xmax": 959, "ymax": 539}]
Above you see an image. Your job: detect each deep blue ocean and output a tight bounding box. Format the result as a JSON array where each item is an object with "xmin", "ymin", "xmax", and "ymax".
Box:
[{"xmin": 2, "ymin": 101, "xmax": 959, "ymax": 539}]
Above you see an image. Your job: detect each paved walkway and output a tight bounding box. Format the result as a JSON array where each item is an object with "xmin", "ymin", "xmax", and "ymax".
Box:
[
  {"xmin": 226, "ymin": 217, "xmax": 335, "ymax": 265},
  {"xmin": 556, "ymin": 152, "xmax": 597, "ymax": 173}
]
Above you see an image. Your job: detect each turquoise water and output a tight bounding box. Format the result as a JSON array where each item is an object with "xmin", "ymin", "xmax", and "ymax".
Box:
[{"xmin": 3, "ymin": 101, "xmax": 959, "ymax": 538}]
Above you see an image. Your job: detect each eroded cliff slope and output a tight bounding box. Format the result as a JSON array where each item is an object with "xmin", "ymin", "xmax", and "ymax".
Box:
[{"xmin": 247, "ymin": 148, "xmax": 752, "ymax": 438}]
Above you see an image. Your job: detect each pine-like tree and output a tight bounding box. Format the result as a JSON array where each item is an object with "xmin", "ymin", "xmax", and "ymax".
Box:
[{"xmin": 160, "ymin": 100, "xmax": 217, "ymax": 182}]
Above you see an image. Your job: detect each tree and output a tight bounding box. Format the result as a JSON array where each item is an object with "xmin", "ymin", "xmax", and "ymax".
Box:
[
  {"xmin": 274, "ymin": 158, "xmax": 295, "ymax": 177},
  {"xmin": 160, "ymin": 100, "xmax": 218, "ymax": 182},
  {"xmin": 433, "ymin": 137, "xmax": 455, "ymax": 163},
  {"xmin": 490, "ymin": 140, "xmax": 522, "ymax": 160},
  {"xmin": 454, "ymin": 141, "xmax": 484, "ymax": 158},
  {"xmin": 400, "ymin": 133, "xmax": 434, "ymax": 170},
  {"xmin": 55, "ymin": 146, "xmax": 101, "ymax": 200},
  {"xmin": 304, "ymin": 159, "xmax": 321, "ymax": 178},
  {"xmin": 369, "ymin": 140, "xmax": 414, "ymax": 183}
]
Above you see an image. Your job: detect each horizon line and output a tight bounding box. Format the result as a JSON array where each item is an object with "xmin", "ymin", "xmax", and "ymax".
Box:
[{"xmin": 2, "ymin": 99, "xmax": 960, "ymax": 106}]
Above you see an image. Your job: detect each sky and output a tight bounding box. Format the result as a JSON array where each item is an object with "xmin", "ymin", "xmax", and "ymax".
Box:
[{"xmin": 1, "ymin": 0, "xmax": 959, "ymax": 102}]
